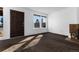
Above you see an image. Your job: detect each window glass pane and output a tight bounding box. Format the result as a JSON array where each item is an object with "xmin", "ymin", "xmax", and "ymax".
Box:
[
  {"xmin": 0, "ymin": 16, "xmax": 3, "ymax": 27},
  {"xmin": 41, "ymin": 17, "xmax": 46, "ymax": 28},
  {"xmin": 33, "ymin": 15, "xmax": 40, "ymax": 28}
]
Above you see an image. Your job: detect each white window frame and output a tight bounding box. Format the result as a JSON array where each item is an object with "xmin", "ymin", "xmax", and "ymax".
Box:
[{"xmin": 33, "ymin": 14, "xmax": 47, "ymax": 29}]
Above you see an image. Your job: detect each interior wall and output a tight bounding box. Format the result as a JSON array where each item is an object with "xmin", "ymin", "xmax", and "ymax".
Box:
[
  {"xmin": 48, "ymin": 7, "xmax": 77, "ymax": 37},
  {"xmin": 77, "ymin": 8, "xmax": 79, "ymax": 23},
  {"xmin": 3, "ymin": 7, "xmax": 48, "ymax": 39}
]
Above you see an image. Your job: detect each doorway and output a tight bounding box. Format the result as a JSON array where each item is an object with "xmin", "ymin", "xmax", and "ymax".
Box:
[{"xmin": 10, "ymin": 10, "xmax": 24, "ymax": 37}]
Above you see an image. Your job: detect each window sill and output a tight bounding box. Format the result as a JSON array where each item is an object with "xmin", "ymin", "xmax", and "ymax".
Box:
[{"xmin": 33, "ymin": 28, "xmax": 47, "ymax": 29}]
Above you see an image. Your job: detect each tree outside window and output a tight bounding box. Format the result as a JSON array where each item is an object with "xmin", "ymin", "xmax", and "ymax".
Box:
[
  {"xmin": 41, "ymin": 17, "xmax": 46, "ymax": 28},
  {"xmin": 0, "ymin": 16, "xmax": 3, "ymax": 27},
  {"xmin": 34, "ymin": 19, "xmax": 40, "ymax": 28}
]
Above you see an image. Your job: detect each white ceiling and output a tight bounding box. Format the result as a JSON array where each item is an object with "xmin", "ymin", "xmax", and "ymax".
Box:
[{"xmin": 29, "ymin": 7, "xmax": 67, "ymax": 14}]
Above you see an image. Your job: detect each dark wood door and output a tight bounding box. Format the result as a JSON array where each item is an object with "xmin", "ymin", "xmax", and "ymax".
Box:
[
  {"xmin": 10, "ymin": 10, "xmax": 24, "ymax": 37},
  {"xmin": 0, "ymin": 7, "xmax": 3, "ymax": 16}
]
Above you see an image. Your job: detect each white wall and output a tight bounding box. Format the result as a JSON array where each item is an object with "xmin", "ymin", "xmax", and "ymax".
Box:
[
  {"xmin": 48, "ymin": 7, "xmax": 77, "ymax": 37},
  {"xmin": 77, "ymin": 8, "xmax": 79, "ymax": 23},
  {"xmin": 3, "ymin": 7, "xmax": 48, "ymax": 39}
]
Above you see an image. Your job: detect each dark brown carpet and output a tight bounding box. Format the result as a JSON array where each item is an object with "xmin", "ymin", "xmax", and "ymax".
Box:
[
  {"xmin": 1, "ymin": 32, "xmax": 79, "ymax": 52},
  {"xmin": 21, "ymin": 33, "xmax": 79, "ymax": 52},
  {"xmin": 15, "ymin": 33, "xmax": 79, "ymax": 52}
]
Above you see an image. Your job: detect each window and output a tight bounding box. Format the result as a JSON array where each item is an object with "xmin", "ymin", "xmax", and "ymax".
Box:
[
  {"xmin": 33, "ymin": 14, "xmax": 47, "ymax": 28},
  {"xmin": 0, "ymin": 16, "xmax": 3, "ymax": 27},
  {"xmin": 33, "ymin": 15, "xmax": 40, "ymax": 28},
  {"xmin": 41, "ymin": 16, "xmax": 46, "ymax": 28}
]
